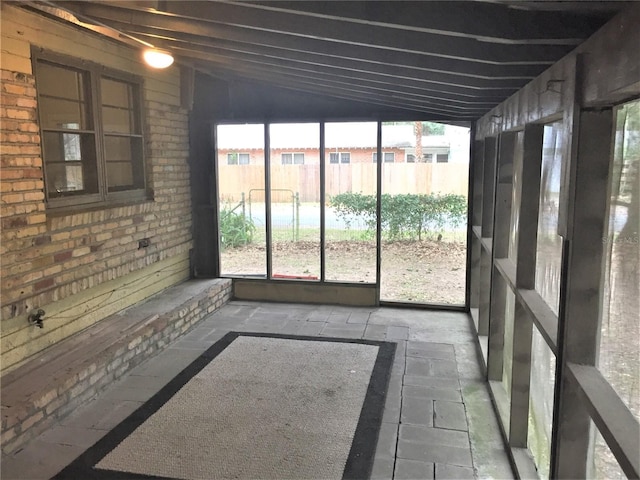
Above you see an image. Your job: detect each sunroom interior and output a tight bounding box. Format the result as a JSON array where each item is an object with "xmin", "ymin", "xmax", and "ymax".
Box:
[{"xmin": 1, "ymin": 1, "xmax": 638, "ymax": 479}]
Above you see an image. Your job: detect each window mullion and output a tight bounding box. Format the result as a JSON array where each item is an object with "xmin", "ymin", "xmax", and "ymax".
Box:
[{"xmin": 91, "ymin": 66, "xmax": 108, "ymax": 201}]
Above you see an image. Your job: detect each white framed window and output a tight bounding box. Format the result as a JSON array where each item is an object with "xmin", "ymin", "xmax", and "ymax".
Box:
[
  {"xmin": 436, "ymin": 153, "xmax": 449, "ymax": 163},
  {"xmin": 329, "ymin": 152, "xmax": 350, "ymax": 164},
  {"xmin": 227, "ymin": 152, "xmax": 250, "ymax": 165},
  {"xmin": 373, "ymin": 152, "xmax": 395, "ymax": 163},
  {"xmin": 282, "ymin": 153, "xmax": 305, "ymax": 165}
]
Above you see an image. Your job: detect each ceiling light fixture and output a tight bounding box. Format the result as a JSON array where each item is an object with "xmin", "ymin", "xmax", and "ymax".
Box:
[{"xmin": 143, "ymin": 48, "xmax": 174, "ymax": 69}]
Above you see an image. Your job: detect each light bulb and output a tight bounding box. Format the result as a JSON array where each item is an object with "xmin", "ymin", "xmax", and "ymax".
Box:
[{"xmin": 143, "ymin": 49, "xmax": 174, "ymax": 69}]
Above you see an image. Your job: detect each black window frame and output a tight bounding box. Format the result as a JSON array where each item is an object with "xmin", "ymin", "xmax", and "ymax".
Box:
[{"xmin": 33, "ymin": 48, "xmax": 148, "ymax": 211}]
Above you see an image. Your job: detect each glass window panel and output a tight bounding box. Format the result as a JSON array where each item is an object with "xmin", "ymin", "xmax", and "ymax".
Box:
[
  {"xmin": 216, "ymin": 124, "xmax": 267, "ymax": 277},
  {"xmin": 106, "ymin": 162, "xmax": 133, "ymax": 189},
  {"xmin": 436, "ymin": 153, "xmax": 449, "ymax": 163},
  {"xmin": 281, "ymin": 153, "xmax": 292, "ymax": 165},
  {"xmin": 598, "ymin": 99, "xmax": 640, "ymax": 420},
  {"xmin": 528, "ymin": 327, "xmax": 556, "ymax": 480},
  {"xmin": 101, "ymin": 78, "xmax": 131, "ymax": 108},
  {"xmin": 588, "ymin": 422, "xmax": 628, "ymax": 479},
  {"xmin": 380, "ymin": 122, "xmax": 469, "ymax": 304},
  {"xmin": 104, "ymin": 136, "xmax": 144, "ymax": 191},
  {"xmin": 508, "ymin": 131, "xmax": 524, "ymax": 262},
  {"xmin": 43, "ymin": 132, "xmax": 98, "ymax": 196},
  {"xmin": 102, "ymin": 106, "xmax": 133, "ymax": 134},
  {"xmin": 341, "ymin": 152, "xmax": 350, "ymax": 164},
  {"xmin": 502, "ymin": 288, "xmax": 516, "ymax": 411},
  {"xmin": 535, "ymin": 122, "xmax": 564, "ymax": 315},
  {"xmin": 36, "ymin": 62, "xmax": 84, "ymax": 101},
  {"xmin": 38, "ymin": 97, "xmax": 88, "ymax": 130},
  {"xmin": 325, "ymin": 122, "xmax": 377, "ymax": 283},
  {"xmin": 384, "ymin": 152, "xmax": 395, "ymax": 162},
  {"xmin": 270, "ymin": 123, "xmax": 320, "ymax": 279},
  {"xmin": 238, "ymin": 153, "xmax": 250, "ymax": 165}
]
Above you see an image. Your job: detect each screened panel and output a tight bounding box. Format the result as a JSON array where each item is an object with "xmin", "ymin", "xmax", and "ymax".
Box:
[
  {"xmin": 528, "ymin": 327, "xmax": 556, "ymax": 480},
  {"xmin": 380, "ymin": 122, "xmax": 469, "ymax": 304},
  {"xmin": 502, "ymin": 288, "xmax": 516, "ymax": 411},
  {"xmin": 216, "ymin": 124, "xmax": 267, "ymax": 277},
  {"xmin": 588, "ymin": 422, "xmax": 628, "ymax": 479},
  {"xmin": 270, "ymin": 123, "xmax": 320, "ymax": 279},
  {"xmin": 535, "ymin": 122, "xmax": 565, "ymax": 315},
  {"xmin": 325, "ymin": 122, "xmax": 377, "ymax": 283},
  {"xmin": 597, "ymin": 99, "xmax": 640, "ymax": 420},
  {"xmin": 508, "ymin": 131, "xmax": 524, "ymax": 262}
]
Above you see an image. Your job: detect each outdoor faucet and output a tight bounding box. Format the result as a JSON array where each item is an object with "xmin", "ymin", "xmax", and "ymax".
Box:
[{"xmin": 28, "ymin": 309, "xmax": 46, "ymax": 328}]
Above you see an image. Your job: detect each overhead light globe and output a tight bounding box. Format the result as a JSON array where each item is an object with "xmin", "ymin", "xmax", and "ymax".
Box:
[{"xmin": 143, "ymin": 48, "xmax": 174, "ymax": 69}]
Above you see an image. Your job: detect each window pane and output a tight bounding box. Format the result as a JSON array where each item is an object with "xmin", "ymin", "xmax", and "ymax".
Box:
[
  {"xmin": 281, "ymin": 153, "xmax": 292, "ymax": 165},
  {"xmin": 588, "ymin": 422, "xmax": 628, "ymax": 479},
  {"xmin": 535, "ymin": 122, "xmax": 564, "ymax": 315},
  {"xmin": 502, "ymin": 288, "xmax": 516, "ymax": 412},
  {"xmin": 436, "ymin": 153, "xmax": 449, "ymax": 163},
  {"xmin": 104, "ymin": 136, "xmax": 144, "ymax": 191},
  {"xmin": 380, "ymin": 122, "xmax": 469, "ymax": 304},
  {"xmin": 341, "ymin": 152, "xmax": 350, "ymax": 164},
  {"xmin": 227, "ymin": 153, "xmax": 238, "ymax": 165},
  {"xmin": 528, "ymin": 327, "xmax": 556, "ymax": 480},
  {"xmin": 216, "ymin": 124, "xmax": 267, "ymax": 277},
  {"xmin": 102, "ymin": 106, "xmax": 133, "ymax": 134},
  {"xmin": 270, "ymin": 123, "xmax": 320, "ymax": 279},
  {"xmin": 38, "ymin": 97, "xmax": 88, "ymax": 130},
  {"xmin": 325, "ymin": 122, "xmax": 377, "ymax": 283},
  {"xmin": 43, "ymin": 132, "xmax": 98, "ymax": 196},
  {"xmin": 238, "ymin": 153, "xmax": 250, "ymax": 165},
  {"xmin": 36, "ymin": 62, "xmax": 84, "ymax": 101},
  {"xmin": 384, "ymin": 152, "xmax": 395, "ymax": 162},
  {"xmin": 101, "ymin": 78, "xmax": 132, "ymax": 108},
  {"xmin": 508, "ymin": 131, "xmax": 524, "ymax": 262},
  {"xmin": 598, "ymin": 99, "xmax": 640, "ymax": 420}
]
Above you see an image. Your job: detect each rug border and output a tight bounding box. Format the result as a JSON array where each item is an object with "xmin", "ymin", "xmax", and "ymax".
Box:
[{"xmin": 52, "ymin": 332, "xmax": 396, "ymax": 480}]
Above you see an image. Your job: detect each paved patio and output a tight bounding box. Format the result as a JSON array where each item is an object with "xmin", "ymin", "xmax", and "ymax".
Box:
[{"xmin": 1, "ymin": 301, "xmax": 514, "ymax": 480}]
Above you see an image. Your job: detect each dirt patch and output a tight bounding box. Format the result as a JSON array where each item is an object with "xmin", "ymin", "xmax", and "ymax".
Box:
[{"xmin": 221, "ymin": 239, "xmax": 466, "ymax": 305}]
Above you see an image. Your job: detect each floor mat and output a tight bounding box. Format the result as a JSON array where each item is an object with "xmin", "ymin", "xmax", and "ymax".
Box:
[{"xmin": 53, "ymin": 332, "xmax": 395, "ymax": 480}]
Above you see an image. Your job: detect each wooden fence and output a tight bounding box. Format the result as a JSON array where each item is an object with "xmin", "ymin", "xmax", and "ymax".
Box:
[{"xmin": 218, "ymin": 163, "xmax": 469, "ymax": 203}]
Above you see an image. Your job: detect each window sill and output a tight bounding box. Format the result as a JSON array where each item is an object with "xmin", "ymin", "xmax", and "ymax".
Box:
[{"xmin": 45, "ymin": 193, "xmax": 154, "ymax": 217}]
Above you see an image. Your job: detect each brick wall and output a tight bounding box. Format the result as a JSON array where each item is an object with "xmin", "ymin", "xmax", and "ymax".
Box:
[{"xmin": 0, "ymin": 5, "xmax": 195, "ymax": 371}]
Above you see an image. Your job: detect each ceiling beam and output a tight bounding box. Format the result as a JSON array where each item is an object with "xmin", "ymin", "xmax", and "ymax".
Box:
[
  {"xmin": 65, "ymin": 1, "xmax": 569, "ymax": 66},
  {"xmin": 189, "ymin": 55, "xmax": 489, "ymax": 117},
  {"xmin": 198, "ymin": 64, "xmax": 480, "ymax": 120},
  {"xmin": 111, "ymin": 20, "xmax": 544, "ymax": 81},
  {"xmin": 127, "ymin": 28, "xmax": 523, "ymax": 103},
  {"xmin": 164, "ymin": 44, "xmax": 501, "ymax": 113},
  {"xmin": 248, "ymin": 1, "xmax": 605, "ymax": 44}
]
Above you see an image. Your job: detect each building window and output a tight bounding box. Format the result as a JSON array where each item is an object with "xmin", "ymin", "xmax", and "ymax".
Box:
[
  {"xmin": 282, "ymin": 153, "xmax": 304, "ymax": 165},
  {"xmin": 34, "ymin": 51, "xmax": 145, "ymax": 208},
  {"xmin": 436, "ymin": 153, "xmax": 449, "ymax": 163},
  {"xmin": 423, "ymin": 153, "xmax": 433, "ymax": 163},
  {"xmin": 373, "ymin": 152, "xmax": 395, "ymax": 163},
  {"xmin": 329, "ymin": 152, "xmax": 350, "ymax": 164},
  {"xmin": 406, "ymin": 154, "xmax": 416, "ymax": 163},
  {"xmin": 227, "ymin": 152, "xmax": 250, "ymax": 165}
]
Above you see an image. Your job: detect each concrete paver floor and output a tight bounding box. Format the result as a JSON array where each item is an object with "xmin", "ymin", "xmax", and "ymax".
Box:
[{"xmin": 1, "ymin": 301, "xmax": 514, "ymax": 480}]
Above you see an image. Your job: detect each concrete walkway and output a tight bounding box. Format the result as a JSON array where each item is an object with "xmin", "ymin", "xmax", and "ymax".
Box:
[{"xmin": 1, "ymin": 301, "xmax": 514, "ymax": 480}]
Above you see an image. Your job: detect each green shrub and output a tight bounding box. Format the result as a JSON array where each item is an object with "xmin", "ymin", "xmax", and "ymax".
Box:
[
  {"xmin": 330, "ymin": 192, "xmax": 467, "ymax": 241},
  {"xmin": 219, "ymin": 207, "xmax": 255, "ymax": 248}
]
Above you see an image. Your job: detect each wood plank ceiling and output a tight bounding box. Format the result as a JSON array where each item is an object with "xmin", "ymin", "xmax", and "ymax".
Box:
[{"xmin": 26, "ymin": 1, "xmax": 631, "ymax": 121}]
